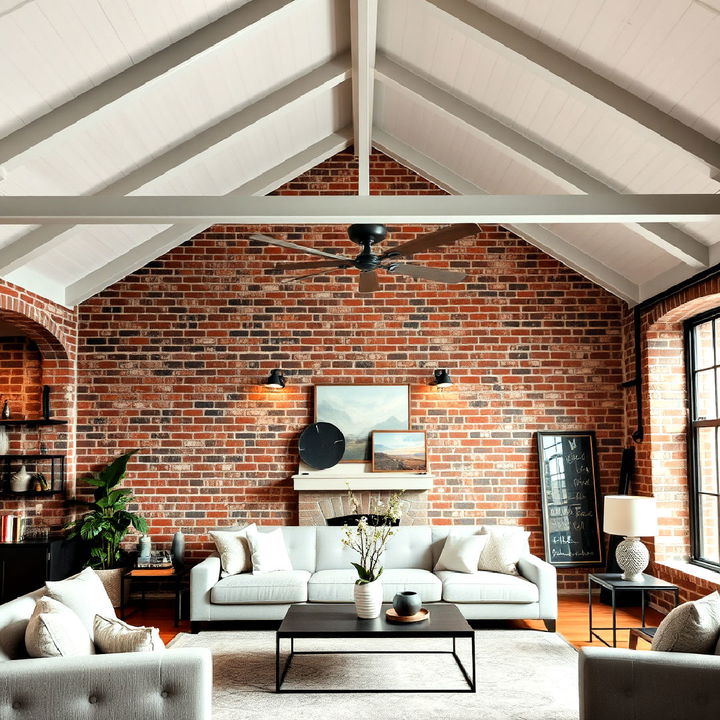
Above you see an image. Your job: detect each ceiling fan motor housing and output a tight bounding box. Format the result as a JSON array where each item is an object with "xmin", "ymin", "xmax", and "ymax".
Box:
[{"xmin": 348, "ymin": 224, "xmax": 387, "ymax": 246}]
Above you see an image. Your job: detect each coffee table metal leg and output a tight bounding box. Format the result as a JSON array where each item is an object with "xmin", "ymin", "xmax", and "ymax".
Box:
[{"xmin": 276, "ymin": 636, "xmax": 295, "ymax": 693}]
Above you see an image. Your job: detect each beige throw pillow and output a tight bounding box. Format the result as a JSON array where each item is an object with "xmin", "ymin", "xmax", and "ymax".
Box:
[
  {"xmin": 652, "ymin": 591, "xmax": 720, "ymax": 653},
  {"xmin": 25, "ymin": 596, "xmax": 95, "ymax": 658},
  {"xmin": 210, "ymin": 524, "xmax": 254, "ymax": 576},
  {"xmin": 478, "ymin": 527, "xmax": 531, "ymax": 576},
  {"xmin": 435, "ymin": 534, "xmax": 488, "ymax": 573},
  {"xmin": 46, "ymin": 567, "xmax": 116, "ymax": 640},
  {"xmin": 93, "ymin": 615, "xmax": 165, "ymax": 654}
]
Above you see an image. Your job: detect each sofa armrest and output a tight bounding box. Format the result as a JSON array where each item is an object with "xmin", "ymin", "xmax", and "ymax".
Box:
[
  {"xmin": 579, "ymin": 647, "xmax": 720, "ymax": 720},
  {"xmin": 0, "ymin": 648, "xmax": 212, "ymax": 720},
  {"xmin": 517, "ymin": 554, "xmax": 557, "ymax": 619},
  {"xmin": 190, "ymin": 554, "xmax": 221, "ymax": 622}
]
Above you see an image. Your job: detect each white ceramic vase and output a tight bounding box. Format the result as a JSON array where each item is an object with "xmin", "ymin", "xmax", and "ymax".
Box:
[
  {"xmin": 354, "ymin": 579, "xmax": 383, "ymax": 619},
  {"xmin": 0, "ymin": 427, "xmax": 8, "ymax": 455},
  {"xmin": 10, "ymin": 464, "xmax": 32, "ymax": 492}
]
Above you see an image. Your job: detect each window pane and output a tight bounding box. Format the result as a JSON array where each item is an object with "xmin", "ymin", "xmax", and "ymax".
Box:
[
  {"xmin": 698, "ymin": 494, "xmax": 720, "ymax": 565},
  {"xmin": 695, "ymin": 369, "xmax": 717, "ymax": 419},
  {"xmin": 696, "ymin": 427, "xmax": 718, "ymax": 493},
  {"xmin": 695, "ymin": 320, "xmax": 715, "ymax": 369}
]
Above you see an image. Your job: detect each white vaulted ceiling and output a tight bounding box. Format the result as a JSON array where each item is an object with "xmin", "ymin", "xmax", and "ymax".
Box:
[{"xmin": 0, "ymin": 0, "xmax": 719, "ymax": 306}]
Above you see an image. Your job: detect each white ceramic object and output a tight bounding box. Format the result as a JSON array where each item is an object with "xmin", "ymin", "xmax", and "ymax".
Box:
[
  {"xmin": 10, "ymin": 464, "xmax": 32, "ymax": 492},
  {"xmin": 616, "ymin": 537, "xmax": 650, "ymax": 582},
  {"xmin": 353, "ymin": 579, "xmax": 383, "ymax": 619},
  {"xmin": 0, "ymin": 427, "xmax": 8, "ymax": 455}
]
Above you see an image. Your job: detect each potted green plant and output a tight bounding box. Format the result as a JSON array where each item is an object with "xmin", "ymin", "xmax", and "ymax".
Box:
[
  {"xmin": 66, "ymin": 449, "xmax": 147, "ymax": 606},
  {"xmin": 341, "ymin": 489, "xmax": 402, "ymax": 619}
]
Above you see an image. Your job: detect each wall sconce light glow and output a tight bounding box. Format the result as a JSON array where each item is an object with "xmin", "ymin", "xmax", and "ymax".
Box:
[
  {"xmin": 432, "ymin": 368, "xmax": 452, "ymax": 388},
  {"xmin": 265, "ymin": 369, "xmax": 286, "ymax": 389}
]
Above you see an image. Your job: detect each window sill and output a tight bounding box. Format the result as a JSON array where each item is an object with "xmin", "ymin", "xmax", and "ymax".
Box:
[{"xmin": 657, "ymin": 559, "xmax": 720, "ymax": 585}]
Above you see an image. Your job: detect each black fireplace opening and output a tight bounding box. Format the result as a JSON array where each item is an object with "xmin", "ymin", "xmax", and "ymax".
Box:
[{"xmin": 325, "ymin": 514, "xmax": 400, "ymax": 527}]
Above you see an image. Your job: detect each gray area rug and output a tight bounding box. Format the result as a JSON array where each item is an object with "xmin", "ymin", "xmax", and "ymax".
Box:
[{"xmin": 170, "ymin": 629, "xmax": 579, "ymax": 719}]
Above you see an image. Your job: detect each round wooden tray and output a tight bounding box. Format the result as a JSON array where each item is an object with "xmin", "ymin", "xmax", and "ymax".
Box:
[{"xmin": 385, "ymin": 607, "xmax": 430, "ymax": 623}]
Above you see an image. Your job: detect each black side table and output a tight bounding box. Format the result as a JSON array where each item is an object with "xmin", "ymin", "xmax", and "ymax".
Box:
[
  {"xmin": 588, "ymin": 572, "xmax": 679, "ymax": 647},
  {"xmin": 121, "ymin": 566, "xmax": 188, "ymax": 627}
]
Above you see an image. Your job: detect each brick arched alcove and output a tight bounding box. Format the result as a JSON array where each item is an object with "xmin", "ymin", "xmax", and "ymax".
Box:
[{"xmin": 0, "ymin": 287, "xmax": 78, "ymax": 528}]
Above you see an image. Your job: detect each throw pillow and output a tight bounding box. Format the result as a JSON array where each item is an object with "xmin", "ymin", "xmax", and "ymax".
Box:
[
  {"xmin": 434, "ymin": 534, "xmax": 488, "ymax": 573},
  {"xmin": 25, "ymin": 596, "xmax": 95, "ymax": 658},
  {"xmin": 45, "ymin": 566, "xmax": 116, "ymax": 639},
  {"xmin": 652, "ymin": 591, "xmax": 720, "ymax": 653},
  {"xmin": 93, "ymin": 615, "xmax": 165, "ymax": 654},
  {"xmin": 246, "ymin": 526, "xmax": 293, "ymax": 574},
  {"xmin": 478, "ymin": 526, "xmax": 531, "ymax": 575},
  {"xmin": 210, "ymin": 524, "xmax": 255, "ymax": 576}
]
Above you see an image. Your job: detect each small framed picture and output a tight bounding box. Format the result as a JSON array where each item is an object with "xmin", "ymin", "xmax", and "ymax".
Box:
[{"xmin": 371, "ymin": 430, "xmax": 427, "ymax": 473}]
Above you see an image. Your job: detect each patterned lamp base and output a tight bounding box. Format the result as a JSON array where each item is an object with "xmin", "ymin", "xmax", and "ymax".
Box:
[{"xmin": 616, "ymin": 536, "xmax": 649, "ymax": 582}]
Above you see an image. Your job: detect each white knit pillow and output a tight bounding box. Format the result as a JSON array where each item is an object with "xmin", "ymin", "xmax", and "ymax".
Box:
[
  {"xmin": 45, "ymin": 567, "xmax": 115, "ymax": 640},
  {"xmin": 93, "ymin": 615, "xmax": 165, "ymax": 654},
  {"xmin": 652, "ymin": 592, "xmax": 720, "ymax": 653},
  {"xmin": 435, "ymin": 534, "xmax": 488, "ymax": 573},
  {"xmin": 246, "ymin": 526, "xmax": 293, "ymax": 574},
  {"xmin": 478, "ymin": 527, "xmax": 531, "ymax": 575},
  {"xmin": 210, "ymin": 524, "xmax": 255, "ymax": 576},
  {"xmin": 25, "ymin": 596, "xmax": 95, "ymax": 658}
]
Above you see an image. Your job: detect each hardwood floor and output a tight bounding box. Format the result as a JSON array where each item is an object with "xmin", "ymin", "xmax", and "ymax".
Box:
[{"xmin": 127, "ymin": 593, "xmax": 663, "ymax": 649}]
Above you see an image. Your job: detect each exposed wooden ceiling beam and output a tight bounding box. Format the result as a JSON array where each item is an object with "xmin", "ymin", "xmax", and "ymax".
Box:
[
  {"xmin": 0, "ymin": 54, "xmax": 351, "ymax": 275},
  {"xmin": 425, "ymin": 0, "xmax": 720, "ymax": 175},
  {"xmin": 373, "ymin": 129, "xmax": 640, "ymax": 305},
  {"xmin": 0, "ymin": 194, "xmax": 718, "ymax": 225},
  {"xmin": 0, "ymin": 0, "xmax": 294, "ymax": 169},
  {"xmin": 375, "ymin": 54, "xmax": 709, "ymax": 269},
  {"xmin": 63, "ymin": 128, "xmax": 353, "ymax": 306},
  {"xmin": 350, "ymin": 0, "xmax": 378, "ymax": 195}
]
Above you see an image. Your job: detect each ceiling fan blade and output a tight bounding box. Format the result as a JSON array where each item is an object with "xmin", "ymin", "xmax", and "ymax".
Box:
[
  {"xmin": 382, "ymin": 223, "xmax": 479, "ymax": 259},
  {"xmin": 269, "ymin": 259, "xmax": 350, "ymax": 273},
  {"xmin": 358, "ymin": 270, "xmax": 379, "ymax": 293},
  {"xmin": 387, "ymin": 263, "xmax": 466, "ymax": 284},
  {"xmin": 280, "ymin": 268, "xmax": 347, "ymax": 284},
  {"xmin": 249, "ymin": 233, "xmax": 350, "ymax": 261}
]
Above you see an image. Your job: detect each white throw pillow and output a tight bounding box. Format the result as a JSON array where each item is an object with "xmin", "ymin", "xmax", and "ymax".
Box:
[
  {"xmin": 246, "ymin": 526, "xmax": 293, "ymax": 574},
  {"xmin": 210, "ymin": 524, "xmax": 255, "ymax": 576},
  {"xmin": 435, "ymin": 534, "xmax": 488, "ymax": 573},
  {"xmin": 93, "ymin": 615, "xmax": 165, "ymax": 654},
  {"xmin": 25, "ymin": 596, "xmax": 95, "ymax": 658},
  {"xmin": 45, "ymin": 567, "xmax": 116, "ymax": 639},
  {"xmin": 478, "ymin": 526, "xmax": 531, "ymax": 575},
  {"xmin": 652, "ymin": 591, "xmax": 720, "ymax": 653}
]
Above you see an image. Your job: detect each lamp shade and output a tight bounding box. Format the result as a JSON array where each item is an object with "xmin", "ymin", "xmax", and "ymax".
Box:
[{"xmin": 603, "ymin": 495, "xmax": 658, "ymax": 537}]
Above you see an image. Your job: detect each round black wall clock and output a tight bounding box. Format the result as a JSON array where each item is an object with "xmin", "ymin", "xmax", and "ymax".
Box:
[{"xmin": 298, "ymin": 422, "xmax": 345, "ymax": 470}]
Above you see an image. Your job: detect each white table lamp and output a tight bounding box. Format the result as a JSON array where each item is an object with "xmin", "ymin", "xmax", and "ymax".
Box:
[{"xmin": 603, "ymin": 495, "xmax": 658, "ymax": 582}]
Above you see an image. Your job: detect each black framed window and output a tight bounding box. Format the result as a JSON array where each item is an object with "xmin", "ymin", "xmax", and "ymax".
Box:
[{"xmin": 686, "ymin": 309, "xmax": 720, "ymax": 571}]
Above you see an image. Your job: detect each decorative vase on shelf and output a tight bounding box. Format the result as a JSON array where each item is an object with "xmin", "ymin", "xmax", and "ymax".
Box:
[
  {"xmin": 0, "ymin": 427, "xmax": 8, "ymax": 455},
  {"xmin": 1, "ymin": 400, "xmax": 9, "ymax": 419},
  {"xmin": 171, "ymin": 530, "xmax": 185, "ymax": 567},
  {"xmin": 10, "ymin": 465, "xmax": 32, "ymax": 493},
  {"xmin": 138, "ymin": 534, "xmax": 151, "ymax": 562},
  {"xmin": 393, "ymin": 591, "xmax": 421, "ymax": 617},
  {"xmin": 354, "ymin": 580, "xmax": 384, "ymax": 619}
]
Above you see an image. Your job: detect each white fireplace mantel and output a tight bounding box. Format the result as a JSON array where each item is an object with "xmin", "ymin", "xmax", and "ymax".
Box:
[{"xmin": 292, "ymin": 461, "xmax": 433, "ymax": 491}]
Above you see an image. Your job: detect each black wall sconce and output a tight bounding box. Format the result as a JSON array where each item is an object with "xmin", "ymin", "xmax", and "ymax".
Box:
[
  {"xmin": 432, "ymin": 368, "xmax": 453, "ymax": 388},
  {"xmin": 265, "ymin": 369, "xmax": 286, "ymax": 389}
]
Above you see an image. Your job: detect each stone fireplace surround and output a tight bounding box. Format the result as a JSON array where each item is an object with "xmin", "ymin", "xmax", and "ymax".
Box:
[{"xmin": 293, "ymin": 462, "xmax": 433, "ymax": 526}]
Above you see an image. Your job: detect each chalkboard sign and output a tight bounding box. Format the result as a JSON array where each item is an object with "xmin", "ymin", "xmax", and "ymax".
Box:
[{"xmin": 536, "ymin": 431, "xmax": 603, "ymax": 567}]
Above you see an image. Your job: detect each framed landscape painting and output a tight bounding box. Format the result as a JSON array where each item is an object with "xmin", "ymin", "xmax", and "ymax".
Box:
[
  {"xmin": 314, "ymin": 385, "xmax": 410, "ymax": 462},
  {"xmin": 371, "ymin": 430, "xmax": 427, "ymax": 472}
]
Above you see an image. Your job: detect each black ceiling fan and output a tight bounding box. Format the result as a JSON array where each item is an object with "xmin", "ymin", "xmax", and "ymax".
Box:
[{"xmin": 250, "ymin": 223, "xmax": 479, "ymax": 293}]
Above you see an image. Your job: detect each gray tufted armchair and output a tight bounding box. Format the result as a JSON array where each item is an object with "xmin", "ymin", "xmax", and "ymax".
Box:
[{"xmin": 0, "ymin": 589, "xmax": 212, "ymax": 720}]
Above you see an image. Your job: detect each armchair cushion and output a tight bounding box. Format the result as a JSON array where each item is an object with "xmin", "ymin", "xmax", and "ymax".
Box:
[{"xmin": 652, "ymin": 591, "xmax": 720, "ymax": 654}]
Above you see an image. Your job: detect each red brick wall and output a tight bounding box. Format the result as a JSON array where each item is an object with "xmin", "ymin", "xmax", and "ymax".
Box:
[
  {"xmin": 0, "ymin": 278, "xmax": 78, "ymax": 529},
  {"xmin": 76, "ymin": 149, "xmax": 626, "ymax": 589}
]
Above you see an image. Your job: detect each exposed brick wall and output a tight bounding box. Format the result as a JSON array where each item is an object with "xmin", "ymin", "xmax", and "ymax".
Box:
[
  {"xmin": 0, "ymin": 336, "xmax": 42, "ymax": 420},
  {"xmin": 76, "ymin": 149, "xmax": 626, "ymax": 590},
  {"xmin": 0, "ymin": 278, "xmax": 78, "ymax": 529}
]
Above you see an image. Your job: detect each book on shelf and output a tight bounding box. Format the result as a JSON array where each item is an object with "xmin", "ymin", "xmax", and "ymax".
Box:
[
  {"xmin": 1, "ymin": 514, "xmax": 25, "ymax": 543},
  {"xmin": 135, "ymin": 550, "xmax": 173, "ymax": 569},
  {"xmin": 130, "ymin": 567, "xmax": 175, "ymax": 576}
]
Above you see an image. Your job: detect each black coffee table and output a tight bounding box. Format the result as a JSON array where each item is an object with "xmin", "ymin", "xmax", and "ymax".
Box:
[{"xmin": 275, "ymin": 603, "xmax": 476, "ymax": 693}]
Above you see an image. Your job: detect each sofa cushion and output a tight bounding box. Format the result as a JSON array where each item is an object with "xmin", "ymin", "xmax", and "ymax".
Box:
[
  {"xmin": 94, "ymin": 615, "xmax": 165, "ymax": 654},
  {"xmin": 210, "ymin": 525, "xmax": 253, "ymax": 576},
  {"xmin": 434, "ymin": 534, "xmax": 488, "ymax": 573},
  {"xmin": 308, "ymin": 569, "xmax": 442, "ymax": 603},
  {"xmin": 435, "ymin": 570, "xmax": 540, "ymax": 604},
  {"xmin": 478, "ymin": 527, "xmax": 531, "ymax": 576},
  {"xmin": 25, "ymin": 596, "xmax": 95, "ymax": 658},
  {"xmin": 210, "ymin": 570, "xmax": 310, "ymax": 604},
  {"xmin": 383, "ymin": 527, "xmax": 433, "ymax": 569},
  {"xmin": 246, "ymin": 526, "xmax": 293, "ymax": 574}
]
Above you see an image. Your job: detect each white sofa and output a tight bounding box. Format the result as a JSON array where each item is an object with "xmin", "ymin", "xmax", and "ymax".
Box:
[
  {"xmin": 0, "ymin": 588, "xmax": 212, "ymax": 720},
  {"xmin": 191, "ymin": 525, "xmax": 557, "ymax": 631}
]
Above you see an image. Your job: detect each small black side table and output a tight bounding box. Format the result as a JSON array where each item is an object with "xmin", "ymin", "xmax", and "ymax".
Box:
[
  {"xmin": 588, "ymin": 572, "xmax": 679, "ymax": 648},
  {"xmin": 121, "ymin": 566, "xmax": 188, "ymax": 627}
]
